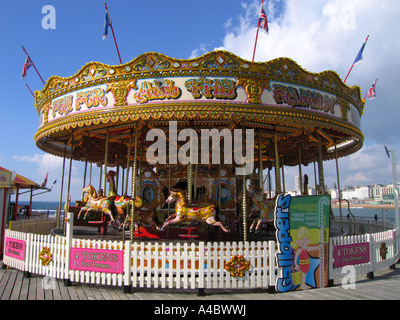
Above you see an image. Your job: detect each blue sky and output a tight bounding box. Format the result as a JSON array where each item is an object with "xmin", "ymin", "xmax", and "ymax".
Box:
[{"xmin": 1, "ymin": 0, "xmax": 399, "ymax": 202}]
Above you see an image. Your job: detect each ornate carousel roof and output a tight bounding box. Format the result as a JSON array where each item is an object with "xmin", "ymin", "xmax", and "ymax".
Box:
[{"xmin": 33, "ymin": 50, "xmax": 365, "ymax": 168}]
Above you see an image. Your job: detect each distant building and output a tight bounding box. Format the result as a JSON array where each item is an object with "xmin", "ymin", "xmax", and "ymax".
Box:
[{"xmin": 329, "ymin": 184, "xmax": 399, "ymax": 204}]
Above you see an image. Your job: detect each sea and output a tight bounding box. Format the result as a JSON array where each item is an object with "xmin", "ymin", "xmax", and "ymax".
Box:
[
  {"xmin": 17, "ymin": 201, "xmax": 397, "ymax": 225},
  {"xmin": 18, "ymin": 201, "xmax": 65, "ymax": 218}
]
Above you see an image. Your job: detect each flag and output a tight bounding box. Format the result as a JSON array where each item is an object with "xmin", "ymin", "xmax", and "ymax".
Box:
[
  {"xmin": 353, "ymin": 35, "xmax": 369, "ymax": 65},
  {"xmin": 41, "ymin": 172, "xmax": 48, "ymax": 188},
  {"xmin": 258, "ymin": 0, "xmax": 269, "ymax": 34},
  {"xmin": 21, "ymin": 55, "xmax": 33, "ymax": 79},
  {"xmin": 367, "ymin": 79, "xmax": 377, "ymax": 100},
  {"xmin": 103, "ymin": 11, "xmax": 112, "ymax": 40}
]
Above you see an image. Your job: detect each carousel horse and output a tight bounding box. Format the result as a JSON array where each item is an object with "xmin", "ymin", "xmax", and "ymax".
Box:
[
  {"xmin": 116, "ymin": 196, "xmax": 160, "ymax": 231},
  {"xmin": 248, "ymin": 186, "xmax": 276, "ymax": 233},
  {"xmin": 159, "ymin": 190, "xmax": 229, "ymax": 232},
  {"xmin": 78, "ymin": 171, "xmax": 120, "ymax": 222},
  {"xmin": 78, "ymin": 185, "xmax": 115, "ymax": 221},
  {"xmin": 104, "ymin": 170, "xmax": 160, "ymax": 231}
]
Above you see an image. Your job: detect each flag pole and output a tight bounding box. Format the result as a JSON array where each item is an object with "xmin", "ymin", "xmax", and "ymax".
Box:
[
  {"xmin": 343, "ymin": 64, "xmax": 354, "ymax": 84},
  {"xmin": 252, "ymin": 25, "xmax": 260, "ymax": 62},
  {"xmin": 21, "ymin": 45, "xmax": 46, "ymax": 85},
  {"xmin": 364, "ymin": 78, "xmax": 378, "ymax": 100},
  {"xmin": 25, "ymin": 84, "xmax": 35, "ymax": 98},
  {"xmin": 252, "ymin": 0, "xmax": 263, "ymax": 62},
  {"xmin": 104, "ymin": 2, "xmax": 123, "ymax": 65},
  {"xmin": 344, "ymin": 35, "xmax": 369, "ymax": 84}
]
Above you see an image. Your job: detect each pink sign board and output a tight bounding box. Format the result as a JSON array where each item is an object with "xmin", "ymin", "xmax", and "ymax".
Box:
[
  {"xmin": 333, "ymin": 242, "xmax": 370, "ymax": 268},
  {"xmin": 4, "ymin": 237, "xmax": 26, "ymax": 260},
  {"xmin": 70, "ymin": 248, "xmax": 124, "ymax": 274}
]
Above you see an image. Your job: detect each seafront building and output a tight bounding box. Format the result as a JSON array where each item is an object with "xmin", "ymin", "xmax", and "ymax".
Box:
[{"xmin": 329, "ymin": 184, "xmax": 400, "ymax": 205}]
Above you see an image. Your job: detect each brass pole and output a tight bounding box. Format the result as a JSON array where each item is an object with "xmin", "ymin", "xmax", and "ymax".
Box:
[
  {"xmin": 124, "ymin": 131, "xmax": 133, "ymax": 196},
  {"xmin": 64, "ymin": 131, "xmax": 74, "ymax": 234},
  {"xmin": 130, "ymin": 124, "xmax": 139, "ymax": 241},
  {"xmin": 242, "ymin": 129, "xmax": 247, "ymax": 241},
  {"xmin": 318, "ymin": 134, "xmax": 326, "ymax": 194},
  {"xmin": 258, "ymin": 131, "xmax": 264, "ymax": 192},
  {"xmin": 103, "ymin": 127, "xmax": 110, "ymax": 196},
  {"xmin": 298, "ymin": 147, "xmax": 303, "ymax": 195},
  {"xmin": 57, "ymin": 144, "xmax": 67, "ymax": 228},
  {"xmin": 274, "ymin": 134, "xmax": 282, "ymax": 195},
  {"xmin": 82, "ymin": 160, "xmax": 88, "ymax": 201}
]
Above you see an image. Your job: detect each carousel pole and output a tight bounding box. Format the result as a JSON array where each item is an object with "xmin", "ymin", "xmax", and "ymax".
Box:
[
  {"xmin": 274, "ymin": 134, "xmax": 282, "ymax": 195},
  {"xmin": 121, "ymin": 167, "xmax": 125, "ymax": 195},
  {"xmin": 188, "ymin": 133, "xmax": 193, "ymax": 205},
  {"xmin": 89, "ymin": 163, "xmax": 92, "ymax": 186},
  {"xmin": 317, "ymin": 134, "xmax": 326, "ymax": 194},
  {"xmin": 298, "ymin": 147, "xmax": 303, "ymax": 195},
  {"xmin": 98, "ymin": 165, "xmax": 103, "ymax": 194},
  {"xmin": 335, "ymin": 144, "xmax": 343, "ymax": 231},
  {"xmin": 64, "ymin": 131, "xmax": 74, "ymax": 235},
  {"xmin": 103, "ymin": 128, "xmax": 110, "ymax": 196},
  {"xmin": 130, "ymin": 124, "xmax": 139, "ymax": 242},
  {"xmin": 57, "ymin": 144, "xmax": 67, "ymax": 228},
  {"xmin": 124, "ymin": 130, "xmax": 133, "ymax": 196},
  {"xmin": 258, "ymin": 131, "xmax": 264, "ymax": 192},
  {"xmin": 281, "ymin": 157, "xmax": 286, "ymax": 194},
  {"xmin": 218, "ymin": 161, "xmax": 222, "ymax": 211},
  {"xmin": 137, "ymin": 146, "xmax": 143, "ymax": 199},
  {"xmin": 82, "ymin": 160, "xmax": 88, "ymax": 201},
  {"xmin": 242, "ymin": 173, "xmax": 247, "ymax": 242},
  {"xmin": 242, "ymin": 128, "xmax": 248, "ymax": 242},
  {"xmin": 116, "ymin": 166, "xmax": 120, "ymax": 194}
]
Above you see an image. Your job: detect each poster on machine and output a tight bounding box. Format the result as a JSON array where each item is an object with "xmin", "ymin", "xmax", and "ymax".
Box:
[{"xmin": 274, "ymin": 194, "xmax": 330, "ymax": 292}]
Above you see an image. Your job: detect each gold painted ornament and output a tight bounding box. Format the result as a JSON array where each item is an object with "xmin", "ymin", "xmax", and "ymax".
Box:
[
  {"xmin": 225, "ymin": 255, "xmax": 250, "ymax": 277},
  {"xmin": 39, "ymin": 247, "xmax": 53, "ymax": 266}
]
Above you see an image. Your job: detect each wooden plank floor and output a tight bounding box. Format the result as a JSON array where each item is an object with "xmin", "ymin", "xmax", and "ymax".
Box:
[{"xmin": 1, "ymin": 262, "xmax": 400, "ymax": 301}]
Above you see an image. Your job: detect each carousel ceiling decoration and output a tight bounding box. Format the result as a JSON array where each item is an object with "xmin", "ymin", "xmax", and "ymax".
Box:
[{"xmin": 33, "ymin": 50, "xmax": 365, "ymax": 167}]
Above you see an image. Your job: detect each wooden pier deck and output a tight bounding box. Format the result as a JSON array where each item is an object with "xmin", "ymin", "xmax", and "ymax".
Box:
[{"xmin": 1, "ymin": 261, "xmax": 400, "ymax": 301}]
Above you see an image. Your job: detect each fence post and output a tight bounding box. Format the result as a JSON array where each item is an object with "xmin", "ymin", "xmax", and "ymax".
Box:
[
  {"xmin": 197, "ymin": 242, "xmax": 206, "ymax": 296},
  {"xmin": 64, "ymin": 212, "xmax": 73, "ymax": 286},
  {"xmin": 23, "ymin": 232, "xmax": 31, "ymax": 278},
  {"xmin": 328, "ymin": 237, "xmax": 334, "ymax": 287},
  {"xmin": 367, "ymin": 234, "xmax": 375, "ymax": 279},
  {"xmin": 267, "ymin": 240, "xmax": 276, "ymax": 293},
  {"xmin": 123, "ymin": 240, "xmax": 132, "ymax": 293},
  {"xmin": 389, "ymin": 230, "xmax": 397, "ymax": 269}
]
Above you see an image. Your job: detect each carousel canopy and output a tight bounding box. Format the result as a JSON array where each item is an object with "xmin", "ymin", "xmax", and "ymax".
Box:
[
  {"xmin": 33, "ymin": 51, "xmax": 365, "ymax": 169},
  {"xmin": 0, "ymin": 166, "xmax": 41, "ymax": 189}
]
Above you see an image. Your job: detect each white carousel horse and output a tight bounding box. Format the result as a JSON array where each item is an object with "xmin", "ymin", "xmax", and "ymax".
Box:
[{"xmin": 159, "ymin": 190, "xmax": 229, "ymax": 232}]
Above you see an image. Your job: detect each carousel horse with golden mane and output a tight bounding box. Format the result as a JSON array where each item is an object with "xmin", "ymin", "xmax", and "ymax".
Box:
[
  {"xmin": 103, "ymin": 170, "xmax": 160, "ymax": 231},
  {"xmin": 159, "ymin": 190, "xmax": 229, "ymax": 232},
  {"xmin": 78, "ymin": 170, "xmax": 130, "ymax": 222},
  {"xmin": 78, "ymin": 185, "xmax": 116, "ymax": 221},
  {"xmin": 248, "ymin": 185, "xmax": 276, "ymax": 233}
]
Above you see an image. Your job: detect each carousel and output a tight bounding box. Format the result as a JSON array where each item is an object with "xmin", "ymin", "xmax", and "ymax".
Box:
[{"xmin": 33, "ymin": 50, "xmax": 365, "ymax": 242}]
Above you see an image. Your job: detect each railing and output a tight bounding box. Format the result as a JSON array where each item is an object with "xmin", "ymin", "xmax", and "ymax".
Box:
[
  {"xmin": 8, "ymin": 216, "xmax": 58, "ymax": 234},
  {"xmin": 331, "ymin": 217, "xmax": 395, "ymax": 235}
]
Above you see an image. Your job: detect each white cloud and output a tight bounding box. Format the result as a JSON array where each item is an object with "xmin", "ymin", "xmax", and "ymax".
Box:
[
  {"xmin": 190, "ymin": 0, "xmax": 400, "ymax": 189},
  {"xmin": 13, "ymin": 154, "xmax": 63, "ymax": 177}
]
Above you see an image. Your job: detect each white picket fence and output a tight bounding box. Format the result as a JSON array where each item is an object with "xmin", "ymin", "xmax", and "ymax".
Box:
[
  {"xmin": 3, "ymin": 225, "xmax": 400, "ymax": 292},
  {"xmin": 2, "ymin": 228, "xmax": 277, "ymax": 291},
  {"xmin": 329, "ymin": 229, "xmax": 399, "ymax": 282},
  {"xmin": 129, "ymin": 241, "xmax": 276, "ymax": 290}
]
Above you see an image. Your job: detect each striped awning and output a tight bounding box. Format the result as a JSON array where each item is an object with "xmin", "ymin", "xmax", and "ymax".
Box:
[{"xmin": 0, "ymin": 166, "xmax": 41, "ymax": 189}]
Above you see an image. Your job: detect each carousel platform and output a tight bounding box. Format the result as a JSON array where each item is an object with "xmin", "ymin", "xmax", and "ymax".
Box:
[{"xmin": 51, "ymin": 223, "xmax": 275, "ymax": 242}]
